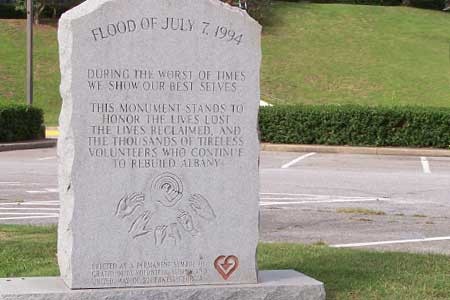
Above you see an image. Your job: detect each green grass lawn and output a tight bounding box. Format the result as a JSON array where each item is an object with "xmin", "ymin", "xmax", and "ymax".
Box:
[
  {"xmin": 1, "ymin": 3, "xmax": 450, "ymax": 125},
  {"xmin": 262, "ymin": 3, "xmax": 450, "ymax": 107},
  {"xmin": 0, "ymin": 20, "xmax": 60, "ymax": 125},
  {"xmin": 1, "ymin": 225, "xmax": 449, "ymax": 299}
]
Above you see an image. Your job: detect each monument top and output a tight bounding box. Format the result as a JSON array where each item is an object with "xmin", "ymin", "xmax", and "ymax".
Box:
[{"xmin": 58, "ymin": 0, "xmax": 261, "ymax": 289}]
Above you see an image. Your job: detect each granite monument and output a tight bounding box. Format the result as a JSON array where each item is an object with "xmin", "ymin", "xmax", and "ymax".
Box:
[
  {"xmin": 0, "ymin": 0, "xmax": 325, "ymax": 298},
  {"xmin": 57, "ymin": 0, "xmax": 260, "ymax": 289}
]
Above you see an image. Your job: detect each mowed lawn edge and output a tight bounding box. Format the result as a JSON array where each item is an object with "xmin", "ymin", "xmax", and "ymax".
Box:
[
  {"xmin": 0, "ymin": 224, "xmax": 449, "ymax": 299},
  {"xmin": 2, "ymin": 3, "xmax": 450, "ymax": 125}
]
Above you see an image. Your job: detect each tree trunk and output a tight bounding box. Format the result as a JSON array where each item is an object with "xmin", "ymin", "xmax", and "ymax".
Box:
[{"xmin": 34, "ymin": 1, "xmax": 46, "ymax": 25}]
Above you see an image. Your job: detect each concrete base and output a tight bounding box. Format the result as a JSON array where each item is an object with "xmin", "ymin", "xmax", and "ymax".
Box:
[{"xmin": 0, "ymin": 270, "xmax": 325, "ymax": 300}]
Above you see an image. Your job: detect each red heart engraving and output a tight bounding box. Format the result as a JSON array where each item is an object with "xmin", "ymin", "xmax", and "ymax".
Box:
[{"xmin": 214, "ymin": 255, "xmax": 239, "ymax": 280}]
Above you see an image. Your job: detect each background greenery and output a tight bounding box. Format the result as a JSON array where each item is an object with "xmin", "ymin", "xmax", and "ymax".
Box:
[
  {"xmin": 260, "ymin": 105, "xmax": 450, "ymax": 148},
  {"xmin": 293, "ymin": 0, "xmax": 448, "ymax": 10},
  {"xmin": 1, "ymin": 3, "xmax": 450, "ymax": 126},
  {"xmin": 0, "ymin": 2, "xmax": 449, "ymax": 150},
  {"xmin": 0, "ymin": 4, "xmax": 25, "ymax": 18},
  {"xmin": 0, "ymin": 19, "xmax": 60, "ymax": 125},
  {"xmin": 0, "ymin": 224, "xmax": 449, "ymax": 300},
  {"xmin": 0, "ymin": 101, "xmax": 44, "ymax": 142},
  {"xmin": 261, "ymin": 3, "xmax": 450, "ymax": 107}
]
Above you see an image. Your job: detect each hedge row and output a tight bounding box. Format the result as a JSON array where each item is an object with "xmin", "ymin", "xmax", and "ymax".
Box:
[
  {"xmin": 281, "ymin": 0, "xmax": 448, "ymax": 11},
  {"xmin": 0, "ymin": 3, "xmax": 77, "ymax": 19},
  {"xmin": 284, "ymin": 0, "xmax": 400, "ymax": 5},
  {"xmin": 0, "ymin": 4, "xmax": 25, "ymax": 19},
  {"xmin": 1, "ymin": 1, "xmax": 273, "ymax": 23},
  {"xmin": 259, "ymin": 105, "xmax": 450, "ymax": 148},
  {"xmin": 0, "ymin": 102, "xmax": 44, "ymax": 142}
]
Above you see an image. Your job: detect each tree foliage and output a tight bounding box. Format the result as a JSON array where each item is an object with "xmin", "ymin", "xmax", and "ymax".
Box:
[
  {"xmin": 222, "ymin": 0, "xmax": 272, "ymax": 23},
  {"xmin": 15, "ymin": 0, "xmax": 81, "ymax": 24},
  {"xmin": 14, "ymin": 0, "xmax": 272, "ymax": 25}
]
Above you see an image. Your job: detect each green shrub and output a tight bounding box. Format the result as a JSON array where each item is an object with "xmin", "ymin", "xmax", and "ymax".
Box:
[
  {"xmin": 301, "ymin": 0, "xmax": 446, "ymax": 10},
  {"xmin": 408, "ymin": 0, "xmax": 446, "ymax": 10},
  {"xmin": 306, "ymin": 0, "xmax": 402, "ymax": 5},
  {"xmin": 0, "ymin": 4, "xmax": 25, "ymax": 19},
  {"xmin": 259, "ymin": 105, "xmax": 450, "ymax": 148},
  {"xmin": 367, "ymin": 0, "xmax": 400, "ymax": 4},
  {"xmin": 0, "ymin": 102, "xmax": 44, "ymax": 142},
  {"xmin": 245, "ymin": 0, "xmax": 273, "ymax": 23},
  {"xmin": 221, "ymin": 0, "xmax": 273, "ymax": 24}
]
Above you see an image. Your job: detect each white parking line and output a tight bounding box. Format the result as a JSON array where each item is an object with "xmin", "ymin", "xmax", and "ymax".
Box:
[
  {"xmin": 281, "ymin": 152, "xmax": 316, "ymax": 169},
  {"xmin": 26, "ymin": 188, "xmax": 58, "ymax": 194},
  {"xmin": 260, "ymin": 193, "xmax": 387, "ymax": 200},
  {"xmin": 0, "ymin": 202, "xmax": 60, "ymax": 206},
  {"xmin": 261, "ymin": 196, "xmax": 384, "ymax": 200},
  {"xmin": 331, "ymin": 236, "xmax": 450, "ymax": 248},
  {"xmin": 260, "ymin": 198, "xmax": 385, "ymax": 206},
  {"xmin": 262, "ymin": 192, "xmax": 374, "ymax": 197},
  {"xmin": 0, "ymin": 183, "xmax": 44, "ymax": 188},
  {"xmin": 420, "ymin": 157, "xmax": 431, "ymax": 174},
  {"xmin": 261, "ymin": 192, "xmax": 328, "ymax": 196},
  {"xmin": 0, "ymin": 212, "xmax": 59, "ymax": 215},
  {"xmin": 0, "ymin": 207, "xmax": 60, "ymax": 211},
  {"xmin": 0, "ymin": 215, "xmax": 59, "ymax": 221},
  {"xmin": 37, "ymin": 156, "xmax": 57, "ymax": 161}
]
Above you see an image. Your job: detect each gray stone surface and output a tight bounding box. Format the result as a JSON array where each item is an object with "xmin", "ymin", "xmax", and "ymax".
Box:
[
  {"xmin": 0, "ymin": 270, "xmax": 325, "ymax": 300},
  {"xmin": 58, "ymin": 0, "xmax": 260, "ymax": 290}
]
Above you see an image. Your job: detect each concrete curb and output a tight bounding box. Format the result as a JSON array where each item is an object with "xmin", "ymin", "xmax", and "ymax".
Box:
[
  {"xmin": 46, "ymin": 127, "xmax": 59, "ymax": 138},
  {"xmin": 261, "ymin": 143, "xmax": 450, "ymax": 157},
  {"xmin": 0, "ymin": 139, "xmax": 57, "ymax": 152}
]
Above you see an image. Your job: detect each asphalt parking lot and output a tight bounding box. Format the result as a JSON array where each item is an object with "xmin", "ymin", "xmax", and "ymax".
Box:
[{"xmin": 1, "ymin": 147, "xmax": 449, "ymax": 254}]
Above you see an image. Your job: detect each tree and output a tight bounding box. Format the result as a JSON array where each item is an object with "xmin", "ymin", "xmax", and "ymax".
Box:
[
  {"xmin": 401, "ymin": 0, "xmax": 411, "ymax": 6},
  {"xmin": 15, "ymin": 0, "xmax": 270, "ymax": 25},
  {"xmin": 221, "ymin": 0, "xmax": 272, "ymax": 24},
  {"xmin": 15, "ymin": 0, "xmax": 81, "ymax": 24},
  {"xmin": 16, "ymin": 0, "xmax": 45, "ymax": 25}
]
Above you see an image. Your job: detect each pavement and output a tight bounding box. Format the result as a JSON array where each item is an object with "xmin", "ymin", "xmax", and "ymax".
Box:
[
  {"xmin": 260, "ymin": 151, "xmax": 450, "ymax": 254},
  {"xmin": 0, "ymin": 147, "xmax": 449, "ymax": 255},
  {"xmin": 0, "ymin": 148, "xmax": 58, "ymax": 224}
]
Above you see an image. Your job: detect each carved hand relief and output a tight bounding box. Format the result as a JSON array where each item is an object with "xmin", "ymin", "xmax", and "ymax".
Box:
[
  {"xmin": 189, "ymin": 194, "xmax": 216, "ymax": 221},
  {"xmin": 214, "ymin": 255, "xmax": 239, "ymax": 280},
  {"xmin": 115, "ymin": 193, "xmax": 144, "ymax": 218},
  {"xmin": 128, "ymin": 210, "xmax": 153, "ymax": 238},
  {"xmin": 115, "ymin": 172, "xmax": 215, "ymax": 246}
]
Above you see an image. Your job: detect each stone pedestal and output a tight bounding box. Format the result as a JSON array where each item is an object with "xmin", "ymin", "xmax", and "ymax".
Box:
[{"xmin": 0, "ymin": 270, "xmax": 325, "ymax": 300}]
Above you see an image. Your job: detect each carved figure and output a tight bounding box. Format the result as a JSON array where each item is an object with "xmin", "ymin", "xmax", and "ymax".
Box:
[
  {"xmin": 151, "ymin": 172, "xmax": 183, "ymax": 207},
  {"xmin": 115, "ymin": 173, "xmax": 216, "ymax": 246}
]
